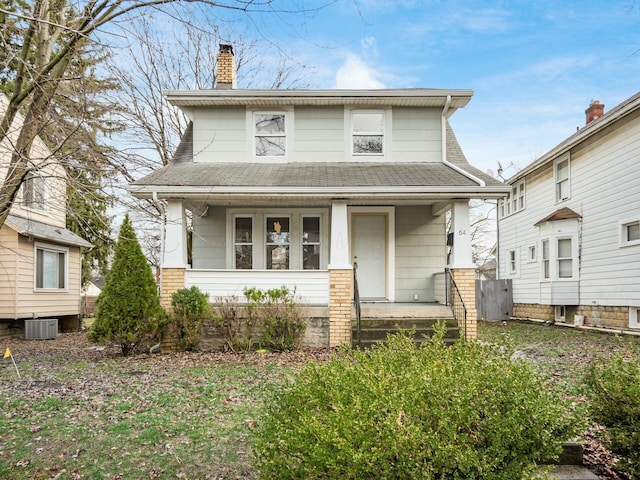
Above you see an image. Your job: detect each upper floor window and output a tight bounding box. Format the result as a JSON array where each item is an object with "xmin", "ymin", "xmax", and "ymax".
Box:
[
  {"xmin": 499, "ymin": 179, "xmax": 525, "ymax": 218},
  {"xmin": 23, "ymin": 174, "xmax": 46, "ymax": 210},
  {"xmin": 255, "ymin": 113, "xmax": 286, "ymax": 157},
  {"xmin": 555, "ymin": 155, "xmax": 570, "ymax": 202},
  {"xmin": 35, "ymin": 243, "xmax": 67, "ymax": 290},
  {"xmin": 352, "ymin": 111, "xmax": 384, "ymax": 155}
]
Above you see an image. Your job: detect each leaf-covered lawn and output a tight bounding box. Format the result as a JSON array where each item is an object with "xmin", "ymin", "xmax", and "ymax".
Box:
[{"xmin": 1, "ymin": 321, "xmax": 639, "ymax": 479}]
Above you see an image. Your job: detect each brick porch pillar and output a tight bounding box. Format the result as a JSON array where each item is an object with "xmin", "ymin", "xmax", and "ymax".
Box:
[
  {"xmin": 329, "ymin": 269, "xmax": 353, "ymax": 347},
  {"xmin": 450, "ymin": 268, "xmax": 477, "ymax": 340},
  {"xmin": 160, "ymin": 268, "xmax": 185, "ymax": 353}
]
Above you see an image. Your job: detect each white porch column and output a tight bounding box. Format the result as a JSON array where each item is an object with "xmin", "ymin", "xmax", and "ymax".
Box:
[
  {"xmin": 449, "ymin": 200, "xmax": 474, "ymax": 268},
  {"xmin": 163, "ymin": 200, "xmax": 188, "ymax": 268},
  {"xmin": 328, "ymin": 201, "xmax": 351, "ymax": 269}
]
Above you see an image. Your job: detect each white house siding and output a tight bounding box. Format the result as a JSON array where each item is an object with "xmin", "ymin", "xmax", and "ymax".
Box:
[
  {"xmin": 185, "ymin": 269, "xmax": 329, "ymax": 305},
  {"xmin": 391, "ymin": 108, "xmax": 442, "ymax": 163},
  {"xmin": 395, "ymin": 206, "xmax": 446, "ymax": 302},
  {"xmin": 192, "ymin": 206, "xmax": 226, "ymax": 269},
  {"xmin": 499, "ymin": 111, "xmax": 640, "ymax": 314},
  {"xmin": 192, "ymin": 107, "xmax": 247, "ymax": 163},
  {"xmin": 294, "ymin": 106, "xmax": 344, "ymax": 162},
  {"xmin": 0, "ymin": 226, "xmax": 18, "ymax": 318},
  {"xmin": 14, "ymin": 235, "xmax": 82, "ymax": 319}
]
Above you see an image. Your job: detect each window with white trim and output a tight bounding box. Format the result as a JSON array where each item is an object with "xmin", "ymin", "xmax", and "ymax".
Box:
[
  {"xmin": 528, "ymin": 245, "xmax": 536, "ymax": 262},
  {"xmin": 302, "ymin": 216, "xmax": 321, "ymax": 270},
  {"xmin": 542, "ymin": 239, "xmax": 550, "ymax": 279},
  {"xmin": 508, "ymin": 249, "xmax": 517, "ymax": 275},
  {"xmin": 23, "ymin": 174, "xmax": 46, "ymax": 210},
  {"xmin": 266, "ymin": 216, "xmax": 290, "ymax": 270},
  {"xmin": 499, "ymin": 179, "xmax": 525, "ymax": 218},
  {"xmin": 555, "ymin": 155, "xmax": 570, "ymax": 202},
  {"xmin": 555, "ymin": 305, "xmax": 566, "ymax": 322},
  {"xmin": 254, "ymin": 113, "xmax": 286, "ymax": 156},
  {"xmin": 352, "ymin": 111, "xmax": 384, "ymax": 155},
  {"xmin": 621, "ymin": 219, "xmax": 640, "ymax": 246},
  {"xmin": 557, "ymin": 238, "xmax": 573, "ymax": 278},
  {"xmin": 630, "ymin": 307, "xmax": 640, "ymax": 329},
  {"xmin": 234, "ymin": 216, "xmax": 253, "ymax": 269},
  {"xmin": 35, "ymin": 243, "xmax": 67, "ymax": 290}
]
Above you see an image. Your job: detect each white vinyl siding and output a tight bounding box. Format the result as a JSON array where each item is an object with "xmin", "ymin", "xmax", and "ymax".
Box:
[{"xmin": 498, "ymin": 106, "xmax": 640, "ymax": 308}]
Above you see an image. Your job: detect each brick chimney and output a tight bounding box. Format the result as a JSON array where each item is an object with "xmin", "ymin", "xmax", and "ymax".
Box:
[
  {"xmin": 216, "ymin": 44, "xmax": 236, "ymax": 89},
  {"xmin": 585, "ymin": 100, "xmax": 604, "ymax": 125}
]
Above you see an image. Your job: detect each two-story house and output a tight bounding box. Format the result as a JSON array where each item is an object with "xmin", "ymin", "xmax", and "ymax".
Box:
[
  {"xmin": 129, "ymin": 45, "xmax": 509, "ymax": 347},
  {"xmin": 498, "ymin": 92, "xmax": 640, "ymax": 330},
  {"xmin": 0, "ymin": 95, "xmax": 92, "ymax": 339}
]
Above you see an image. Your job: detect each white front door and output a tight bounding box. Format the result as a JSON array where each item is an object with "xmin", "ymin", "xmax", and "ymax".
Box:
[{"xmin": 352, "ymin": 214, "xmax": 387, "ymax": 299}]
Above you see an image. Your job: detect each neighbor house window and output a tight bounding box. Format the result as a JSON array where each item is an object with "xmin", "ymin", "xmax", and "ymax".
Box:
[
  {"xmin": 555, "ymin": 155, "xmax": 570, "ymax": 202},
  {"xmin": 557, "ymin": 238, "xmax": 573, "ymax": 278},
  {"xmin": 234, "ymin": 217, "xmax": 253, "ymax": 269},
  {"xmin": 621, "ymin": 219, "xmax": 640, "ymax": 246},
  {"xmin": 255, "ymin": 113, "xmax": 286, "ymax": 156},
  {"xmin": 508, "ymin": 250, "xmax": 517, "ymax": 275},
  {"xmin": 23, "ymin": 174, "xmax": 46, "ymax": 210},
  {"xmin": 266, "ymin": 216, "xmax": 290, "ymax": 270},
  {"xmin": 302, "ymin": 216, "xmax": 321, "ymax": 270},
  {"xmin": 35, "ymin": 244, "xmax": 67, "ymax": 290},
  {"xmin": 542, "ymin": 239, "xmax": 550, "ymax": 279},
  {"xmin": 499, "ymin": 179, "xmax": 525, "ymax": 218},
  {"xmin": 352, "ymin": 111, "xmax": 384, "ymax": 155}
]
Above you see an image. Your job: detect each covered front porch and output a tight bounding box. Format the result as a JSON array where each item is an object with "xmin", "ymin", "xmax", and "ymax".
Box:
[{"xmin": 158, "ymin": 198, "xmax": 478, "ymax": 347}]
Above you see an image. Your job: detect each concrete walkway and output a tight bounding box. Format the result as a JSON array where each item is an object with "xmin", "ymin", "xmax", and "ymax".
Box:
[{"xmin": 548, "ymin": 465, "xmax": 599, "ymax": 480}]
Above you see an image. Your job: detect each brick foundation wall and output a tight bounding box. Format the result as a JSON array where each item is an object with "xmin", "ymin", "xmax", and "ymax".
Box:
[
  {"xmin": 451, "ymin": 268, "xmax": 477, "ymax": 340},
  {"xmin": 160, "ymin": 268, "xmax": 185, "ymax": 353},
  {"xmin": 329, "ymin": 269, "xmax": 353, "ymax": 347},
  {"xmin": 514, "ymin": 303, "xmax": 632, "ymax": 329}
]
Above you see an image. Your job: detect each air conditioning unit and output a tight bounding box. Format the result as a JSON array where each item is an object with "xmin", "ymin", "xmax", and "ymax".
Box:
[{"xmin": 25, "ymin": 318, "xmax": 58, "ymax": 340}]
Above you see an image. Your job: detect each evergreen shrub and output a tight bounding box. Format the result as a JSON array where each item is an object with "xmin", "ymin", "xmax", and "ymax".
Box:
[
  {"xmin": 255, "ymin": 330, "xmax": 580, "ymax": 480},
  {"xmin": 171, "ymin": 286, "xmax": 211, "ymax": 351},
  {"xmin": 587, "ymin": 350, "xmax": 640, "ymax": 477},
  {"xmin": 88, "ymin": 214, "xmax": 162, "ymax": 356}
]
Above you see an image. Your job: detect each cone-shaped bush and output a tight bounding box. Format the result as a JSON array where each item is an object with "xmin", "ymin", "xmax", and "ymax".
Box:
[{"xmin": 89, "ymin": 214, "xmax": 162, "ymax": 355}]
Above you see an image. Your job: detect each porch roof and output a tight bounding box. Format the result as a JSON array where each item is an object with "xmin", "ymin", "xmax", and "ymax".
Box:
[
  {"xmin": 6, "ymin": 214, "xmax": 93, "ymax": 248},
  {"xmin": 129, "ymin": 161, "xmax": 508, "ymax": 200}
]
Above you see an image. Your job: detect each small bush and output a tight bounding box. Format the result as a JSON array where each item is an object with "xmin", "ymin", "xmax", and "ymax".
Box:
[
  {"xmin": 214, "ymin": 295, "xmax": 256, "ymax": 353},
  {"xmin": 587, "ymin": 350, "xmax": 640, "ymax": 477},
  {"xmin": 254, "ymin": 331, "xmax": 581, "ymax": 480},
  {"xmin": 171, "ymin": 286, "xmax": 211, "ymax": 351},
  {"xmin": 244, "ymin": 286, "xmax": 306, "ymax": 351}
]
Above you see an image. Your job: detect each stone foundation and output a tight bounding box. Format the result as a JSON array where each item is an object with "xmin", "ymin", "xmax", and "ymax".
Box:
[
  {"xmin": 329, "ymin": 269, "xmax": 353, "ymax": 347},
  {"xmin": 514, "ymin": 303, "xmax": 633, "ymax": 330}
]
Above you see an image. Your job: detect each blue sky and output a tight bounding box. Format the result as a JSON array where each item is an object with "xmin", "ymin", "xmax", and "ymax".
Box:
[{"xmin": 235, "ymin": 0, "xmax": 640, "ymax": 177}]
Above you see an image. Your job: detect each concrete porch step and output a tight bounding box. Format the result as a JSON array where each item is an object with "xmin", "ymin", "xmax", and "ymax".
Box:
[
  {"xmin": 352, "ymin": 317, "xmax": 460, "ymax": 348},
  {"xmin": 358, "ymin": 302, "xmax": 453, "ymax": 319}
]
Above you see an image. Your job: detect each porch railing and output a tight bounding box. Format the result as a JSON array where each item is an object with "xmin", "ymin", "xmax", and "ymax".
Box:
[
  {"xmin": 353, "ymin": 260, "xmax": 362, "ymax": 348},
  {"xmin": 447, "ymin": 268, "xmax": 468, "ymax": 341}
]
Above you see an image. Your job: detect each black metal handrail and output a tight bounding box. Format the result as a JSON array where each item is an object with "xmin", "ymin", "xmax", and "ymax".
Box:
[
  {"xmin": 447, "ymin": 268, "xmax": 468, "ymax": 341},
  {"xmin": 353, "ymin": 260, "xmax": 361, "ymax": 348}
]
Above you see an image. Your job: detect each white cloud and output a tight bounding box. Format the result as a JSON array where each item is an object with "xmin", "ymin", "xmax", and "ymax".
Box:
[{"xmin": 334, "ymin": 54, "xmax": 386, "ymax": 89}]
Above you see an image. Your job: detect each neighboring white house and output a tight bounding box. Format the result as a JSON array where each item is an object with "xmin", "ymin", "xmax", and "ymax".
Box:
[
  {"xmin": 129, "ymin": 44, "xmax": 509, "ymax": 346},
  {"xmin": 0, "ymin": 95, "xmax": 92, "ymax": 338},
  {"xmin": 498, "ymin": 93, "xmax": 640, "ymax": 330}
]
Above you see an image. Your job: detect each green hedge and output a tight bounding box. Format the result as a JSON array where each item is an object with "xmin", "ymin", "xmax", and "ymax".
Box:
[{"xmin": 255, "ymin": 331, "xmax": 581, "ymax": 479}]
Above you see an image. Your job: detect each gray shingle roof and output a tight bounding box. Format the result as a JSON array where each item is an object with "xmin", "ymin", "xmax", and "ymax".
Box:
[
  {"xmin": 132, "ymin": 162, "xmax": 500, "ymax": 188},
  {"xmin": 6, "ymin": 214, "xmax": 93, "ymax": 248}
]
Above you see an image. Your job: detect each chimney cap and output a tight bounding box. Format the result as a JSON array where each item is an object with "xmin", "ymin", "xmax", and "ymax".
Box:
[{"xmin": 219, "ymin": 44, "xmax": 234, "ymax": 55}]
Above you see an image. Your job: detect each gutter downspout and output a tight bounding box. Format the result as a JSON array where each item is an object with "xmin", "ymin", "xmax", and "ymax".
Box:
[{"xmin": 441, "ymin": 95, "xmax": 486, "ymax": 187}]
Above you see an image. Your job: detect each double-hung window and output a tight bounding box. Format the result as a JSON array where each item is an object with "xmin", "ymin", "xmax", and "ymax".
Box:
[
  {"xmin": 557, "ymin": 238, "xmax": 573, "ymax": 278},
  {"xmin": 541, "ymin": 240, "xmax": 550, "ymax": 279},
  {"xmin": 499, "ymin": 179, "xmax": 525, "ymax": 218},
  {"xmin": 234, "ymin": 217, "xmax": 253, "ymax": 269},
  {"xmin": 23, "ymin": 174, "xmax": 46, "ymax": 210},
  {"xmin": 35, "ymin": 243, "xmax": 67, "ymax": 290},
  {"xmin": 302, "ymin": 216, "xmax": 321, "ymax": 270},
  {"xmin": 255, "ymin": 113, "xmax": 286, "ymax": 157},
  {"xmin": 352, "ymin": 111, "xmax": 384, "ymax": 155},
  {"xmin": 555, "ymin": 155, "xmax": 570, "ymax": 202},
  {"xmin": 266, "ymin": 216, "xmax": 290, "ymax": 270}
]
